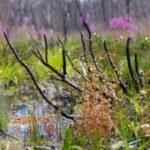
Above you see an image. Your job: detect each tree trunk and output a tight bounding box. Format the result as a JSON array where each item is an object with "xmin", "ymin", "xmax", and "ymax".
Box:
[
  {"xmin": 101, "ymin": 0, "xmax": 107, "ymax": 24},
  {"xmin": 126, "ymin": 0, "xmax": 131, "ymax": 14}
]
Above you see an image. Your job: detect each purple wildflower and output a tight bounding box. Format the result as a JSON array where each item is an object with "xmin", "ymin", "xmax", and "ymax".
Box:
[
  {"xmin": 109, "ymin": 14, "xmax": 136, "ymax": 32},
  {"xmin": 80, "ymin": 16, "xmax": 83, "ymax": 25},
  {"xmin": 31, "ymin": 25, "xmax": 37, "ymax": 35},
  {"xmin": 23, "ymin": 16, "xmax": 29, "ymax": 25},
  {"xmin": 89, "ymin": 23, "xmax": 95, "ymax": 31},
  {"xmin": 86, "ymin": 13, "xmax": 90, "ymax": 24}
]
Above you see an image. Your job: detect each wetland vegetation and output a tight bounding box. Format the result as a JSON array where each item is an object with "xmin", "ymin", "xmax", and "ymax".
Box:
[
  {"xmin": 1, "ymin": 0, "xmax": 150, "ymax": 150},
  {"xmin": 0, "ymin": 29, "xmax": 150, "ymax": 149}
]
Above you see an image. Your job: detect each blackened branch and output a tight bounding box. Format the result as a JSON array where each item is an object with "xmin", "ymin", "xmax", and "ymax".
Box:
[
  {"xmin": 5, "ymin": 32, "xmax": 91, "ymax": 95},
  {"xmin": 4, "ymin": 32, "xmax": 78, "ymax": 120},
  {"xmin": 37, "ymin": 48, "xmax": 45, "ymax": 62},
  {"xmin": 32, "ymin": 49, "xmax": 64, "ymax": 78},
  {"xmin": 83, "ymin": 20, "xmax": 103, "ymax": 73},
  {"xmin": 75, "ymin": 0, "xmax": 102, "ymax": 73},
  {"xmin": 65, "ymin": 50, "xmax": 90, "ymax": 82},
  {"xmin": 126, "ymin": 37, "xmax": 138, "ymax": 89},
  {"xmin": 104, "ymin": 41, "xmax": 115, "ymax": 69},
  {"xmin": 104, "ymin": 41, "xmax": 128, "ymax": 92},
  {"xmin": 0, "ymin": 128, "xmax": 19, "ymax": 140},
  {"xmin": 135, "ymin": 53, "xmax": 143, "ymax": 87},
  {"xmin": 80, "ymin": 32, "xmax": 88, "ymax": 65},
  {"xmin": 80, "ymin": 32, "xmax": 91, "ymax": 76},
  {"xmin": 126, "ymin": 37, "xmax": 135, "ymax": 80},
  {"xmin": 62, "ymin": 48, "xmax": 67, "ymax": 77},
  {"xmin": 58, "ymin": 36, "xmax": 67, "ymax": 78},
  {"xmin": 32, "ymin": 49, "xmax": 43, "ymax": 61},
  {"xmin": 35, "ymin": 40, "xmax": 91, "ymax": 92},
  {"xmin": 44, "ymin": 34, "xmax": 48, "ymax": 63},
  {"xmin": 58, "ymin": 36, "xmax": 89, "ymax": 82}
]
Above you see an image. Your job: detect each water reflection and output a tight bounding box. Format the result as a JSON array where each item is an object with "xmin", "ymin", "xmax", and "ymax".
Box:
[{"xmin": 0, "ymin": 86, "xmax": 72, "ymax": 147}]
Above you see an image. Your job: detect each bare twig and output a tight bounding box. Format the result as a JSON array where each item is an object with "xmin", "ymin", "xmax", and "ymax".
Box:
[
  {"xmin": 135, "ymin": 53, "xmax": 143, "ymax": 87},
  {"xmin": 58, "ymin": 36, "xmax": 67, "ymax": 78},
  {"xmin": 44, "ymin": 34, "xmax": 48, "ymax": 63},
  {"xmin": 80, "ymin": 32, "xmax": 88, "ymax": 65},
  {"xmin": 83, "ymin": 20, "xmax": 103, "ymax": 73},
  {"xmin": 126, "ymin": 37, "xmax": 138, "ymax": 90},
  {"xmin": 37, "ymin": 48, "xmax": 45, "ymax": 61},
  {"xmin": 65, "ymin": 51, "xmax": 90, "ymax": 82},
  {"xmin": 104, "ymin": 41, "xmax": 128, "ymax": 92},
  {"xmin": 126, "ymin": 38, "xmax": 135, "ymax": 80},
  {"xmin": 32, "ymin": 48, "xmax": 64, "ymax": 78},
  {"xmin": 33, "ymin": 47, "xmax": 90, "ymax": 93},
  {"xmin": 75, "ymin": 0, "xmax": 102, "ymax": 73},
  {"xmin": 32, "ymin": 39, "xmax": 90, "ymax": 93},
  {"xmin": 80, "ymin": 32, "xmax": 91, "ymax": 76},
  {"xmin": 62, "ymin": 47, "xmax": 67, "ymax": 77},
  {"xmin": 32, "ymin": 49, "xmax": 42, "ymax": 60},
  {"xmin": 0, "ymin": 128, "xmax": 19, "ymax": 140},
  {"xmin": 58, "ymin": 36, "xmax": 89, "ymax": 82}
]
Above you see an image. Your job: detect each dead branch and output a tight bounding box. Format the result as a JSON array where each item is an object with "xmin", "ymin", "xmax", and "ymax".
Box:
[
  {"xmin": 31, "ymin": 35, "xmax": 91, "ymax": 94},
  {"xmin": 57, "ymin": 36, "xmax": 67, "ymax": 78},
  {"xmin": 58, "ymin": 36, "xmax": 89, "ymax": 82},
  {"xmin": 135, "ymin": 53, "xmax": 143, "ymax": 87},
  {"xmin": 83, "ymin": 20, "xmax": 103, "ymax": 73},
  {"xmin": 126, "ymin": 37, "xmax": 139, "ymax": 90},
  {"xmin": 104, "ymin": 41, "xmax": 128, "ymax": 92},
  {"xmin": 0, "ymin": 128, "xmax": 19, "ymax": 140},
  {"xmin": 80, "ymin": 32, "xmax": 88, "ymax": 65},
  {"xmin": 80, "ymin": 32, "xmax": 91, "ymax": 76},
  {"xmin": 44, "ymin": 34, "xmax": 48, "ymax": 63},
  {"xmin": 75, "ymin": 0, "xmax": 102, "ymax": 73},
  {"xmin": 4, "ymin": 32, "xmax": 81, "ymax": 121}
]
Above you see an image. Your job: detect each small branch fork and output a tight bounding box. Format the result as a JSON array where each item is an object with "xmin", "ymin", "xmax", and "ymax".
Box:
[
  {"xmin": 58, "ymin": 36, "xmax": 90, "ymax": 82},
  {"xmin": 32, "ymin": 35, "xmax": 90, "ymax": 94}
]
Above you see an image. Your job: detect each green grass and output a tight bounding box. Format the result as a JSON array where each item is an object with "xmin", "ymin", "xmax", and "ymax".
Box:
[{"xmin": 0, "ymin": 32, "xmax": 149, "ymax": 87}]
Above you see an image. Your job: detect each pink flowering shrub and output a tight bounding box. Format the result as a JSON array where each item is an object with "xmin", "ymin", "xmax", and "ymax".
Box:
[
  {"xmin": 109, "ymin": 14, "xmax": 136, "ymax": 32},
  {"xmin": 23, "ymin": 16, "xmax": 29, "ymax": 25},
  {"xmin": 3, "ymin": 16, "xmax": 38, "ymax": 40},
  {"xmin": 80, "ymin": 13, "xmax": 95, "ymax": 31},
  {"xmin": 0, "ymin": 16, "xmax": 38, "ymax": 41},
  {"xmin": 21, "ymin": 16, "xmax": 37, "ymax": 39}
]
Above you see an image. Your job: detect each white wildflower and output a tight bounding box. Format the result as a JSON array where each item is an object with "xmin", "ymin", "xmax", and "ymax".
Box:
[{"xmin": 120, "ymin": 36, "xmax": 123, "ymax": 39}]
